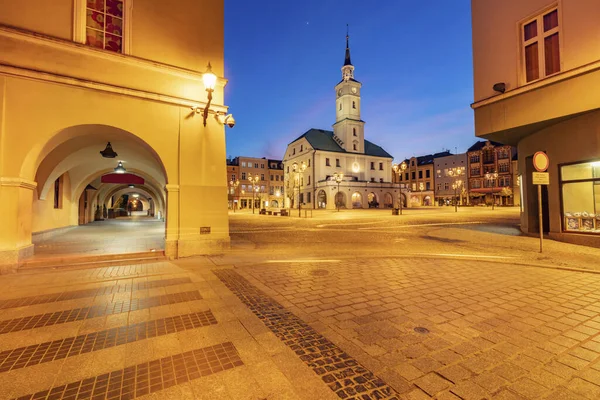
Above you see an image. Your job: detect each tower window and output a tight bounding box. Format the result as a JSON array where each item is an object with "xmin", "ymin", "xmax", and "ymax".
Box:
[
  {"xmin": 352, "ymin": 101, "xmax": 356, "ymax": 109},
  {"xmin": 353, "ymin": 143, "xmax": 357, "ymax": 151},
  {"xmin": 339, "ymin": 102, "xmax": 342, "ymax": 111},
  {"xmin": 353, "ymin": 128, "xmax": 357, "ymax": 137}
]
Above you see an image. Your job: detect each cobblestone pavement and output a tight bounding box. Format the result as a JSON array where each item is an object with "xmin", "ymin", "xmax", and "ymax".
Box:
[
  {"xmin": 217, "ymin": 256, "xmax": 600, "ymax": 400},
  {"xmin": 3, "ymin": 209, "xmax": 600, "ymax": 399}
]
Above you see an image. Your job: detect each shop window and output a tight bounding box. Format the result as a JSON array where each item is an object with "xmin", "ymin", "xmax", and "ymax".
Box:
[{"xmin": 561, "ymin": 161, "xmax": 600, "ymax": 233}]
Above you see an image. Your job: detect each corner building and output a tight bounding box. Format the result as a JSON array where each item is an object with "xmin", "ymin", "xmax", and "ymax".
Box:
[
  {"xmin": 471, "ymin": 0, "xmax": 600, "ymax": 246},
  {"xmin": 0, "ymin": 0, "xmax": 229, "ymax": 271},
  {"xmin": 283, "ymin": 35, "xmax": 395, "ymax": 210}
]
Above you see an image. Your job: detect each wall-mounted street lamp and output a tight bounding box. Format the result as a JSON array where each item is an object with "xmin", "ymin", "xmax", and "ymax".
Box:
[
  {"xmin": 114, "ymin": 161, "xmax": 126, "ymax": 174},
  {"xmin": 333, "ymin": 172, "xmax": 344, "ymax": 212},
  {"xmin": 200, "ymin": 63, "xmax": 217, "ymax": 127},
  {"xmin": 392, "ymin": 161, "xmax": 407, "ymax": 215}
]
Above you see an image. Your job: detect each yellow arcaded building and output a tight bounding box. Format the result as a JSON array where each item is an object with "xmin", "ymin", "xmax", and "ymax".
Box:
[{"xmin": 0, "ymin": 0, "xmax": 230, "ymax": 272}]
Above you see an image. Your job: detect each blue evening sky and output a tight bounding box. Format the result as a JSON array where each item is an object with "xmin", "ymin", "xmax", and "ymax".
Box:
[{"xmin": 224, "ymin": 1, "xmax": 474, "ymax": 162}]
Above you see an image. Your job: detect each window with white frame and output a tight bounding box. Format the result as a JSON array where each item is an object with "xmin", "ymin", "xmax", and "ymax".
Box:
[
  {"xmin": 522, "ymin": 7, "xmax": 560, "ymax": 83},
  {"xmin": 77, "ymin": 0, "xmax": 130, "ymax": 53}
]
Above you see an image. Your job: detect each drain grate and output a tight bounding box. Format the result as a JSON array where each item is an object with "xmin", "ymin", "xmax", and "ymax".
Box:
[{"xmin": 414, "ymin": 327, "xmax": 430, "ymax": 334}]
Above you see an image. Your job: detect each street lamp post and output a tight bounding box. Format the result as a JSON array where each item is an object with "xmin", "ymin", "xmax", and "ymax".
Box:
[
  {"xmin": 451, "ymin": 180, "xmax": 463, "ymax": 212},
  {"xmin": 392, "ymin": 161, "xmax": 407, "ymax": 215},
  {"xmin": 447, "ymin": 166, "xmax": 465, "ymax": 213},
  {"xmin": 333, "ymin": 172, "xmax": 344, "ymax": 212},
  {"xmin": 247, "ymin": 174, "xmax": 260, "ymax": 214},
  {"xmin": 292, "ymin": 161, "xmax": 307, "ymax": 217},
  {"xmin": 229, "ymin": 179, "xmax": 239, "ymax": 212},
  {"xmin": 485, "ymin": 171, "xmax": 499, "ymax": 210}
]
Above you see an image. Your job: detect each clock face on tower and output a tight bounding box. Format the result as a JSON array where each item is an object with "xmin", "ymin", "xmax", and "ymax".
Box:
[{"xmin": 351, "ymin": 87, "xmax": 357, "ymax": 94}]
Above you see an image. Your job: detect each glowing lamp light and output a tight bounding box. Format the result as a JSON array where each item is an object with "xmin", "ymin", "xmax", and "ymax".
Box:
[
  {"xmin": 202, "ymin": 63, "xmax": 217, "ymax": 91},
  {"xmin": 351, "ymin": 162, "xmax": 360, "ymax": 173},
  {"xmin": 132, "ymin": 194, "xmax": 139, "ymax": 198},
  {"xmin": 114, "ymin": 161, "xmax": 126, "ymax": 174}
]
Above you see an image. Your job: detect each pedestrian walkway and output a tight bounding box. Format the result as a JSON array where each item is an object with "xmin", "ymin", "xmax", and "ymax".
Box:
[
  {"xmin": 32, "ymin": 217, "xmax": 165, "ymax": 257},
  {"xmin": 1, "ymin": 254, "xmax": 600, "ymax": 399}
]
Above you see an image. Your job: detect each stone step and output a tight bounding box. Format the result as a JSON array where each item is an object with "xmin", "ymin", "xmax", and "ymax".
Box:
[{"xmin": 18, "ymin": 251, "xmax": 167, "ymax": 272}]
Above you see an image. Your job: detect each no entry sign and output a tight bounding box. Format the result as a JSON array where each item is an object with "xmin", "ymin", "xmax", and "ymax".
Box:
[{"xmin": 533, "ymin": 151, "xmax": 549, "ymax": 172}]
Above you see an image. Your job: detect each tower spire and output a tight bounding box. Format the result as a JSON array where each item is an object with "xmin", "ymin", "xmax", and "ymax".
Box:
[{"xmin": 344, "ymin": 24, "xmax": 352, "ymax": 66}]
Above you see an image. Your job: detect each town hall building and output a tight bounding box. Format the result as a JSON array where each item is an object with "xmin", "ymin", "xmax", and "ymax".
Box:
[{"xmin": 283, "ymin": 34, "xmax": 397, "ymax": 210}]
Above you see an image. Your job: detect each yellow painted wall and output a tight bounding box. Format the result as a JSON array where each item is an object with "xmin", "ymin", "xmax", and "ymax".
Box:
[
  {"xmin": 32, "ymin": 173, "xmax": 74, "ymax": 233},
  {"xmin": 472, "ymin": 0, "xmax": 600, "ymax": 102},
  {"xmin": 0, "ymin": 0, "xmax": 72, "ymax": 40},
  {"xmin": 0, "ymin": 0, "xmax": 228, "ymax": 267}
]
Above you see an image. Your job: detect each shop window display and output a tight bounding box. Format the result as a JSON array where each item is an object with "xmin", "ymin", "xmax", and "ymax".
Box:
[{"xmin": 561, "ymin": 161, "xmax": 600, "ymax": 233}]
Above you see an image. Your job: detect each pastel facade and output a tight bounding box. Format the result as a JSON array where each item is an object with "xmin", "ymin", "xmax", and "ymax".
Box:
[
  {"xmin": 398, "ymin": 152, "xmax": 451, "ymax": 207},
  {"xmin": 0, "ymin": 0, "xmax": 229, "ymax": 271},
  {"xmin": 227, "ymin": 157, "xmax": 284, "ymax": 210},
  {"xmin": 434, "ymin": 153, "xmax": 468, "ymax": 206},
  {"xmin": 471, "ymin": 0, "xmax": 599, "ymax": 245},
  {"xmin": 283, "ymin": 36, "xmax": 396, "ymax": 210},
  {"xmin": 466, "ymin": 141, "xmax": 518, "ymax": 206}
]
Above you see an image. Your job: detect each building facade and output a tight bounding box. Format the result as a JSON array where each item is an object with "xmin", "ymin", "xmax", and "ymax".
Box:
[
  {"xmin": 0, "ymin": 1, "xmax": 229, "ymax": 271},
  {"xmin": 434, "ymin": 153, "xmax": 468, "ymax": 206},
  {"xmin": 227, "ymin": 157, "xmax": 284, "ymax": 210},
  {"xmin": 283, "ymin": 35, "xmax": 396, "ymax": 211},
  {"xmin": 472, "ymin": 0, "xmax": 600, "ymax": 246},
  {"xmin": 466, "ymin": 141, "xmax": 518, "ymax": 206},
  {"xmin": 398, "ymin": 152, "xmax": 451, "ymax": 206}
]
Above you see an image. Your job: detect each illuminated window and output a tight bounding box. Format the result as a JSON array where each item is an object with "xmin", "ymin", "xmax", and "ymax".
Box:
[
  {"xmin": 85, "ymin": 0, "xmax": 124, "ymax": 52},
  {"xmin": 561, "ymin": 161, "xmax": 600, "ymax": 233}
]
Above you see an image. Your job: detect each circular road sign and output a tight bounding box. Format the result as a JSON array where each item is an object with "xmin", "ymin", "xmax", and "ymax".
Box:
[{"xmin": 533, "ymin": 151, "xmax": 549, "ymax": 172}]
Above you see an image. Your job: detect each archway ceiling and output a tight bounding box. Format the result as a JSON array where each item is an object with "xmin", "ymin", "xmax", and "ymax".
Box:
[
  {"xmin": 37, "ymin": 138, "xmax": 166, "ymax": 200},
  {"xmin": 99, "ymin": 183, "xmax": 165, "ymax": 212}
]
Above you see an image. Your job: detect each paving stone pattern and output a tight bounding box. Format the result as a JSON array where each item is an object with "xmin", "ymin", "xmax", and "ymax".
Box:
[
  {"xmin": 0, "ymin": 291, "xmax": 202, "ymax": 334},
  {"xmin": 12, "ymin": 342, "xmax": 244, "ymax": 400},
  {"xmin": 0, "ymin": 310, "xmax": 217, "ymax": 372},
  {"xmin": 239, "ymin": 258, "xmax": 600, "ymax": 399},
  {"xmin": 0, "ymin": 277, "xmax": 192, "ymax": 310},
  {"xmin": 214, "ymin": 269, "xmax": 399, "ymax": 400}
]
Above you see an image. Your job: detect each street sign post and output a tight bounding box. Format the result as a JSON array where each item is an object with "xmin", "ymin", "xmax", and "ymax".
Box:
[{"xmin": 532, "ymin": 152, "xmax": 549, "ymax": 253}]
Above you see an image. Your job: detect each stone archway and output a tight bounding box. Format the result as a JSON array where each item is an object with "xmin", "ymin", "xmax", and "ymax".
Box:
[
  {"xmin": 384, "ymin": 193, "xmax": 393, "ymax": 208},
  {"xmin": 317, "ymin": 190, "xmax": 327, "ymax": 209},
  {"xmin": 351, "ymin": 192, "xmax": 362, "ymax": 208},
  {"xmin": 367, "ymin": 192, "xmax": 379, "ymax": 208},
  {"xmin": 335, "ymin": 191, "xmax": 346, "ymax": 209}
]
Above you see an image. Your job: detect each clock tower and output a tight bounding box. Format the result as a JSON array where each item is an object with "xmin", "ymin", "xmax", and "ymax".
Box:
[{"xmin": 333, "ymin": 31, "xmax": 364, "ymax": 154}]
